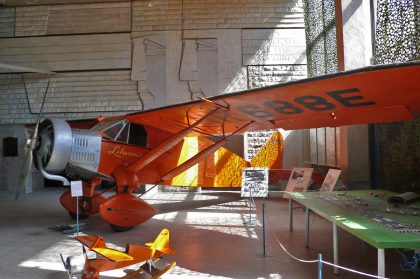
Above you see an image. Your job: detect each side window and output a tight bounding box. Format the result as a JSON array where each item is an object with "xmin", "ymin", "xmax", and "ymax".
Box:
[{"xmin": 128, "ymin": 123, "xmax": 148, "ymax": 147}]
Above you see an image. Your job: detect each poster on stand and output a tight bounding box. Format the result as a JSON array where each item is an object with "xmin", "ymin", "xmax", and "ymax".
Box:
[
  {"xmin": 283, "ymin": 167, "xmax": 313, "ymax": 198},
  {"xmin": 320, "ymin": 169, "xmax": 342, "ymax": 192},
  {"xmin": 241, "ymin": 167, "xmax": 269, "ymax": 198}
]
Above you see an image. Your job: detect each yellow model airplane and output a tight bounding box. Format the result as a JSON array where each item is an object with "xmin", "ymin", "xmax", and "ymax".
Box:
[{"xmin": 60, "ymin": 229, "xmax": 176, "ymax": 279}]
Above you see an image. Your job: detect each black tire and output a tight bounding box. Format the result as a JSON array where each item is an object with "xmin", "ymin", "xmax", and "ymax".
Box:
[
  {"xmin": 68, "ymin": 212, "xmax": 89, "ymax": 220},
  {"xmin": 110, "ymin": 224, "xmax": 133, "ymax": 232}
]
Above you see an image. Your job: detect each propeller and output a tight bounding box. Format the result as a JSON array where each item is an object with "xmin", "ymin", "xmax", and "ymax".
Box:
[
  {"xmin": 15, "ymin": 79, "xmax": 50, "ymax": 200},
  {"xmin": 59, "ymin": 253, "xmax": 73, "ymax": 279}
]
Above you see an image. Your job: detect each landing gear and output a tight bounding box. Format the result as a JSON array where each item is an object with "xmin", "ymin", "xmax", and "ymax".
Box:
[
  {"xmin": 99, "ymin": 194, "xmax": 156, "ymax": 230},
  {"xmin": 60, "ymin": 190, "xmax": 106, "ymax": 219}
]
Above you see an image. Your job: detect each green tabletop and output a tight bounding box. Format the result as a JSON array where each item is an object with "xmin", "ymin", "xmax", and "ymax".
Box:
[{"xmin": 288, "ymin": 190, "xmax": 420, "ymax": 249}]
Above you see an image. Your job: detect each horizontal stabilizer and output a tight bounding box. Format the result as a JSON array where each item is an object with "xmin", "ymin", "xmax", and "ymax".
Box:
[{"xmin": 92, "ymin": 247, "xmax": 134, "ymax": 262}]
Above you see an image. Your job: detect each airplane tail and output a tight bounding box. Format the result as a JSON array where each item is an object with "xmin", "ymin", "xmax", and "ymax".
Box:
[{"xmin": 146, "ymin": 228, "xmax": 175, "ymax": 255}]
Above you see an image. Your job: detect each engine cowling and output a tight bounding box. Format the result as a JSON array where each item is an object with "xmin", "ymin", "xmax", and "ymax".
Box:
[
  {"xmin": 35, "ymin": 118, "xmax": 73, "ymax": 174},
  {"xmin": 34, "ymin": 118, "xmax": 103, "ymax": 183}
]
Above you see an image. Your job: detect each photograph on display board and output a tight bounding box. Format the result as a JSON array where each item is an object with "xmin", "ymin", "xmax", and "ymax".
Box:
[
  {"xmin": 320, "ymin": 169, "xmax": 342, "ymax": 192},
  {"xmin": 283, "ymin": 167, "xmax": 314, "ymax": 198}
]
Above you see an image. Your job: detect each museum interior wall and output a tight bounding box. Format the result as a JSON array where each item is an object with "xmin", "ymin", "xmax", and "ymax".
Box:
[
  {"xmin": 0, "ymin": 0, "xmax": 417, "ymax": 193},
  {"xmin": 0, "ymin": 0, "xmax": 307, "ymax": 192}
]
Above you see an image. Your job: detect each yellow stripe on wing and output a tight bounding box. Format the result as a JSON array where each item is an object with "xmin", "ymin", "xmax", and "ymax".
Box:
[{"xmin": 92, "ymin": 247, "xmax": 134, "ymax": 262}]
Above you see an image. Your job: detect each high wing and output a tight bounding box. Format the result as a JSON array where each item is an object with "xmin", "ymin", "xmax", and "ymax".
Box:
[
  {"xmin": 113, "ymin": 62, "xmax": 419, "ymax": 135},
  {"xmin": 92, "ymin": 247, "xmax": 134, "ymax": 262}
]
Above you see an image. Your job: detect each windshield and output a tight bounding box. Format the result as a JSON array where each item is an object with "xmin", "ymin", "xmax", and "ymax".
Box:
[{"xmin": 94, "ymin": 120, "xmax": 147, "ymax": 147}]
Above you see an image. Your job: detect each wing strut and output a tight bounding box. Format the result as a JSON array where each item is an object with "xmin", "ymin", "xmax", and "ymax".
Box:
[
  {"xmin": 160, "ymin": 121, "xmax": 253, "ymax": 181},
  {"xmin": 126, "ymin": 108, "xmax": 220, "ymax": 173}
]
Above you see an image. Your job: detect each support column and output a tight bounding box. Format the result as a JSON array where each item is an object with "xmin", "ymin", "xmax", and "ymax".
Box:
[
  {"xmin": 333, "ymin": 223, "xmax": 339, "ymax": 275},
  {"xmin": 378, "ymin": 248, "xmax": 385, "ymax": 277},
  {"xmin": 289, "ymin": 198, "xmax": 293, "ymax": 231},
  {"xmin": 305, "ymin": 207, "xmax": 310, "ymax": 248}
]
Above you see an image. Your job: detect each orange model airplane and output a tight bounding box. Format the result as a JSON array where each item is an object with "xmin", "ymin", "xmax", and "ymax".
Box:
[
  {"xmin": 61, "ymin": 228, "xmax": 176, "ymax": 279},
  {"xmin": 16, "ymin": 62, "xmax": 420, "ymax": 231}
]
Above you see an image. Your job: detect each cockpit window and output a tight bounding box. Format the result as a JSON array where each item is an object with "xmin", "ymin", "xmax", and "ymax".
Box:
[
  {"xmin": 97, "ymin": 120, "xmax": 148, "ymax": 147},
  {"xmin": 102, "ymin": 120, "xmax": 127, "ymax": 140}
]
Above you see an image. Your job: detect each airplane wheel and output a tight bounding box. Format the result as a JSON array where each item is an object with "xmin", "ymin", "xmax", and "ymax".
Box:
[
  {"xmin": 110, "ymin": 224, "xmax": 133, "ymax": 232},
  {"xmin": 69, "ymin": 212, "xmax": 90, "ymax": 220}
]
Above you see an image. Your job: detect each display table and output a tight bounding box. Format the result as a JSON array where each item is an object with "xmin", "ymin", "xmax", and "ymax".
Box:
[{"xmin": 288, "ymin": 190, "xmax": 420, "ymax": 277}]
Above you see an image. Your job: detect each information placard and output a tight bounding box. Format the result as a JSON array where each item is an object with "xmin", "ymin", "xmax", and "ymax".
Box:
[
  {"xmin": 320, "ymin": 169, "xmax": 342, "ymax": 192},
  {"xmin": 283, "ymin": 167, "xmax": 313, "ymax": 198},
  {"xmin": 70, "ymin": 180, "xmax": 83, "ymax": 197},
  {"xmin": 241, "ymin": 167, "xmax": 269, "ymax": 198}
]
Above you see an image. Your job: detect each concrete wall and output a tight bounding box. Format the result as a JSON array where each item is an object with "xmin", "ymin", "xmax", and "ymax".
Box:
[
  {"xmin": 0, "ymin": 124, "xmax": 43, "ymax": 192},
  {"xmin": 338, "ymin": 0, "xmax": 374, "ymax": 189},
  {"xmin": 0, "ymin": 0, "xmax": 306, "ymax": 192}
]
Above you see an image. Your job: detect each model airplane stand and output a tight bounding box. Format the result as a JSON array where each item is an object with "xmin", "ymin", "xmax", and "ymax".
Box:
[{"xmin": 122, "ymin": 258, "xmax": 177, "ymax": 279}]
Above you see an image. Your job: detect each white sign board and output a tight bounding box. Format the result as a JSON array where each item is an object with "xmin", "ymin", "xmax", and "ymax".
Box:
[
  {"xmin": 70, "ymin": 180, "xmax": 83, "ymax": 197},
  {"xmin": 242, "ymin": 29, "xmax": 307, "ymax": 65},
  {"xmin": 283, "ymin": 167, "xmax": 314, "ymax": 198},
  {"xmin": 241, "ymin": 167, "xmax": 269, "ymax": 198},
  {"xmin": 320, "ymin": 169, "xmax": 342, "ymax": 192}
]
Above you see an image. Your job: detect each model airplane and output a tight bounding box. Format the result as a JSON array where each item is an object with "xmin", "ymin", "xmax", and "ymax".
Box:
[
  {"xmin": 61, "ymin": 228, "xmax": 176, "ymax": 279},
  {"xmin": 16, "ymin": 61, "xmax": 420, "ymax": 231}
]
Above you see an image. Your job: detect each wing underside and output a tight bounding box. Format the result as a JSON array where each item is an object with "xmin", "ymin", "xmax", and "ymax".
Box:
[{"xmin": 119, "ymin": 62, "xmax": 419, "ymax": 135}]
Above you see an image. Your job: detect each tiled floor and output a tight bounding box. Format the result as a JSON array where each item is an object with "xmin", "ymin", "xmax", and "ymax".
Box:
[{"xmin": 0, "ymin": 188, "xmax": 417, "ymax": 279}]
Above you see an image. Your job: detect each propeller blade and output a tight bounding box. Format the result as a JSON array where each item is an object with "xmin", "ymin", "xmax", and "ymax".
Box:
[
  {"xmin": 15, "ymin": 77, "xmax": 51, "ymax": 200},
  {"xmin": 59, "ymin": 253, "xmax": 73, "ymax": 279},
  {"xmin": 15, "ymin": 148, "xmax": 33, "ymax": 200}
]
